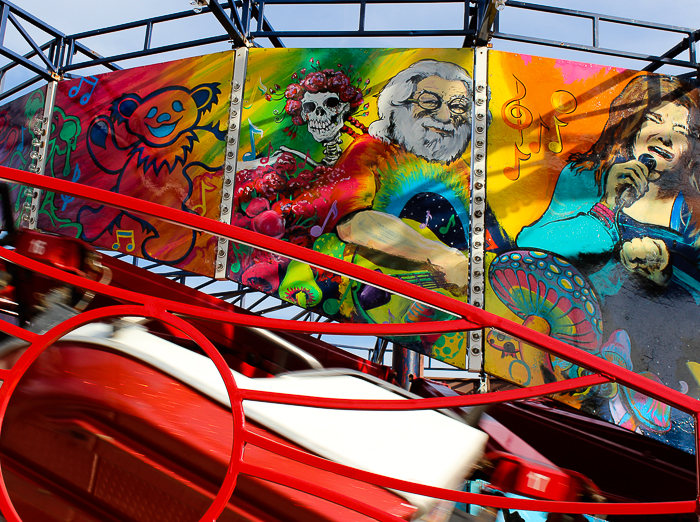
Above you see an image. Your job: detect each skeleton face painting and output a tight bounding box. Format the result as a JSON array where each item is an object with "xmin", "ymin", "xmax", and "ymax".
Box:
[{"xmin": 300, "ymin": 91, "xmax": 350, "ymax": 143}]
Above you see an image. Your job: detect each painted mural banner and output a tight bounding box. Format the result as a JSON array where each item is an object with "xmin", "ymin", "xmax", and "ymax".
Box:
[
  {"xmin": 228, "ymin": 48, "xmax": 477, "ymax": 367},
  {"xmin": 484, "ymin": 50, "xmax": 700, "ymax": 452},
  {"xmin": 35, "ymin": 51, "xmax": 234, "ymax": 277},
  {"xmin": 0, "ymin": 87, "xmax": 48, "ymax": 229}
]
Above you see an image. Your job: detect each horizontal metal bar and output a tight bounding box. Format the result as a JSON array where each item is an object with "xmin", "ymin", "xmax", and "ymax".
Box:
[
  {"xmin": 0, "ymin": 45, "xmax": 53, "ymax": 80},
  {"xmin": 73, "ymin": 41, "xmax": 122, "ymax": 71},
  {"xmin": 493, "ymin": 31, "xmax": 700, "ymax": 69},
  {"xmin": 677, "ymin": 70, "xmax": 698, "ymax": 80},
  {"xmin": 504, "ymin": 1, "xmax": 694, "ymax": 34},
  {"xmin": 67, "ymin": 7, "xmax": 202, "ymax": 40},
  {"xmin": 0, "ymin": 73, "xmax": 43, "ymax": 102},
  {"xmin": 210, "ymin": 289, "xmax": 257, "ymax": 298},
  {"xmin": 255, "ymin": 0, "xmax": 474, "ymax": 4},
  {"xmin": 60, "ymin": 34, "xmax": 231, "ymax": 73},
  {"xmin": 250, "ymin": 29, "xmax": 477, "ymax": 38}
]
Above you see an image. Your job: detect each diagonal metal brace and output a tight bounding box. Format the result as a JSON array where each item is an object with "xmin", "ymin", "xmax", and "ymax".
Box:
[
  {"xmin": 204, "ymin": 0, "xmax": 247, "ymax": 48},
  {"xmin": 475, "ymin": 0, "xmax": 503, "ymax": 46},
  {"xmin": 643, "ymin": 29, "xmax": 700, "ymax": 73}
]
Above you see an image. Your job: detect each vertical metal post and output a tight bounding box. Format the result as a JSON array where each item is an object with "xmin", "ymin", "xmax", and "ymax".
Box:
[
  {"xmin": 144, "ymin": 22, "xmax": 153, "ymax": 51},
  {"xmin": 359, "ymin": 1, "xmax": 366, "ymax": 32},
  {"xmin": 392, "ymin": 344, "xmax": 421, "ymax": 390},
  {"xmin": 463, "ymin": 0, "xmax": 471, "ymax": 33},
  {"xmin": 468, "ymin": 46, "xmax": 488, "ymax": 373},
  {"xmin": 64, "ymin": 38, "xmax": 75, "ymax": 68},
  {"xmin": 241, "ymin": 0, "xmax": 251, "ymax": 37},
  {"xmin": 55, "ymin": 37, "xmax": 66, "ymax": 71},
  {"xmin": 256, "ymin": 0, "xmax": 265, "ymax": 33},
  {"xmin": 371, "ymin": 338, "xmax": 388, "ymax": 364},
  {"xmin": 592, "ymin": 16, "xmax": 600, "ymax": 48},
  {"xmin": 215, "ymin": 47, "xmax": 248, "ymax": 280},
  {"xmin": 0, "ymin": 5, "xmax": 9, "ymax": 46},
  {"xmin": 24, "ymin": 79, "xmax": 58, "ymax": 230},
  {"xmin": 689, "ymin": 32, "xmax": 697, "ymax": 68}
]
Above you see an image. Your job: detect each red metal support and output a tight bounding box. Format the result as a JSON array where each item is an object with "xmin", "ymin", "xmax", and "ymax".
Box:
[{"xmin": 0, "ymin": 165, "xmax": 699, "ymax": 518}]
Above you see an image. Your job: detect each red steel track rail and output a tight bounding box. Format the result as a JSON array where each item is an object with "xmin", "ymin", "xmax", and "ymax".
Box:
[{"xmin": 0, "ymin": 166, "xmax": 698, "ymax": 520}]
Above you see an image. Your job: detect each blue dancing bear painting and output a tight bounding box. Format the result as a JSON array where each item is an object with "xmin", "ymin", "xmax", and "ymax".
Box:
[
  {"xmin": 484, "ymin": 51, "xmax": 700, "ymax": 453},
  {"xmin": 228, "ymin": 48, "xmax": 476, "ymax": 367}
]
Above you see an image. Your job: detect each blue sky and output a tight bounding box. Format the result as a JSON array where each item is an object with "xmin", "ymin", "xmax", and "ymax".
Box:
[{"xmin": 9, "ymin": 0, "xmax": 700, "ymax": 83}]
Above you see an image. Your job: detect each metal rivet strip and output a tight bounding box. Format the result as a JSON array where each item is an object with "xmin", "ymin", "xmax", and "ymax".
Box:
[
  {"xmin": 468, "ymin": 46, "xmax": 488, "ymax": 372},
  {"xmin": 215, "ymin": 47, "xmax": 248, "ymax": 280},
  {"xmin": 23, "ymin": 80, "xmax": 58, "ymax": 230}
]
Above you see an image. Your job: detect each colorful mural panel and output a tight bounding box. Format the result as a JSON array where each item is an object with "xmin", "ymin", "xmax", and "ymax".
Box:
[
  {"xmin": 228, "ymin": 48, "xmax": 476, "ymax": 366},
  {"xmin": 37, "ymin": 52, "xmax": 234, "ymax": 277},
  {"xmin": 484, "ymin": 51, "xmax": 700, "ymax": 452},
  {"xmin": 0, "ymin": 87, "xmax": 48, "ymax": 229}
]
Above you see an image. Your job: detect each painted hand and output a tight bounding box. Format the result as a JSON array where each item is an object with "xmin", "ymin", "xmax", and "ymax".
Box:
[
  {"xmin": 602, "ymin": 159, "xmax": 652, "ymax": 208},
  {"xmin": 620, "ymin": 237, "xmax": 671, "ymax": 286}
]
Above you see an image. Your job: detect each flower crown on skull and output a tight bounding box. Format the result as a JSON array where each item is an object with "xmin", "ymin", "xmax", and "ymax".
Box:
[{"xmin": 266, "ymin": 59, "xmax": 371, "ymax": 140}]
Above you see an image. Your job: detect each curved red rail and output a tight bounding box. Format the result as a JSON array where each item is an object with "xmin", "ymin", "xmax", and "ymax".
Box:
[{"xmin": 0, "ymin": 166, "xmax": 698, "ymax": 519}]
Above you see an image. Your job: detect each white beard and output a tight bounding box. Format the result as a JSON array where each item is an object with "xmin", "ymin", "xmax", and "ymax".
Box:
[{"xmin": 388, "ymin": 107, "xmax": 471, "ymax": 164}]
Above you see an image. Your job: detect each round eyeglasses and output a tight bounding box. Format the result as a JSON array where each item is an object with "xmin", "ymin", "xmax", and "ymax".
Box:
[{"xmin": 408, "ymin": 90, "xmax": 470, "ymax": 115}]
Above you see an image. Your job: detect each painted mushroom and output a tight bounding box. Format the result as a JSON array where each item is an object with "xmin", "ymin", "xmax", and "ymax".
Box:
[{"xmin": 488, "ymin": 250, "xmax": 604, "ymax": 379}]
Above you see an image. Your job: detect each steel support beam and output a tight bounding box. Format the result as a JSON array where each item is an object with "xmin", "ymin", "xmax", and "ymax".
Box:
[
  {"xmin": 643, "ymin": 30, "xmax": 700, "ymax": 73},
  {"xmin": 206, "ymin": 0, "xmax": 247, "ymax": 47}
]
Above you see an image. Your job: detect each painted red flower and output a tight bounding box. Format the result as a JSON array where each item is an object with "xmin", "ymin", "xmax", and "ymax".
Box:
[
  {"xmin": 291, "ymin": 199, "xmax": 315, "ymax": 219},
  {"xmin": 302, "ymin": 72, "xmax": 327, "ymax": 93},
  {"xmin": 285, "ymin": 83, "xmax": 304, "ymax": 100}
]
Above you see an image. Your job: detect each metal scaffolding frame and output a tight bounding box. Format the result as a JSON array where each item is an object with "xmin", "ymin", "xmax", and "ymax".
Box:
[{"xmin": 0, "ymin": 0, "xmax": 698, "ymax": 102}]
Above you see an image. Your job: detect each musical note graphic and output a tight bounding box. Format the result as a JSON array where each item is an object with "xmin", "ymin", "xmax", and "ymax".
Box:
[
  {"xmin": 310, "ymin": 200, "xmax": 338, "ymax": 238},
  {"xmin": 420, "ymin": 210, "xmax": 432, "ymax": 229},
  {"xmin": 503, "ymin": 143, "xmax": 532, "ymax": 181},
  {"xmin": 501, "ymin": 76, "xmax": 533, "ymax": 145},
  {"xmin": 548, "ymin": 90, "xmax": 577, "ymax": 154},
  {"xmin": 529, "ymin": 116, "xmax": 550, "ymax": 154},
  {"xmin": 68, "ymin": 76, "xmax": 99, "ymax": 105},
  {"xmin": 243, "ymin": 77, "xmax": 268, "ymax": 109},
  {"xmin": 242, "ymin": 120, "xmax": 264, "ymax": 161},
  {"xmin": 259, "ymin": 142, "xmax": 273, "ymax": 165},
  {"xmin": 112, "ymin": 230, "xmax": 135, "ymax": 252},
  {"xmin": 191, "ymin": 179, "xmax": 218, "ymax": 216},
  {"xmin": 439, "ymin": 215, "xmax": 456, "ymax": 234}
]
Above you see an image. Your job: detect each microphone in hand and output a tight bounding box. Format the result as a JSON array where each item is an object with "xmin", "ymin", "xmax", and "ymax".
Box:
[{"xmin": 618, "ymin": 153, "xmax": 656, "ymax": 209}]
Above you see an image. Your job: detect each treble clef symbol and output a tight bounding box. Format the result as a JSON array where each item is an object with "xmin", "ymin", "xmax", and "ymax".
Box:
[
  {"xmin": 501, "ymin": 76, "xmax": 533, "ymax": 139},
  {"xmin": 501, "ymin": 76, "xmax": 533, "ymax": 181}
]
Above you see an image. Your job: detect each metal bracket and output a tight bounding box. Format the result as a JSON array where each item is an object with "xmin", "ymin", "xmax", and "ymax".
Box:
[
  {"xmin": 215, "ymin": 47, "xmax": 248, "ymax": 280},
  {"xmin": 23, "ymin": 79, "xmax": 58, "ymax": 230},
  {"xmin": 468, "ymin": 46, "xmax": 488, "ymax": 372}
]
